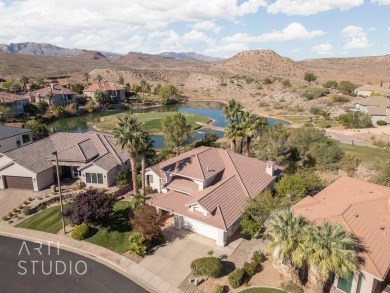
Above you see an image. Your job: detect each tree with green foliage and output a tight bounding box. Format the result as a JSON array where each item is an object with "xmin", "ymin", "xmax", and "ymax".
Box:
[
  {"xmin": 70, "ymin": 83, "xmax": 84, "ymax": 94},
  {"xmin": 140, "ymin": 80, "xmax": 147, "ymax": 101},
  {"xmin": 225, "ymin": 122, "xmax": 243, "ymax": 152},
  {"xmin": 159, "ymin": 84, "xmax": 179, "ymax": 104},
  {"xmin": 132, "ymin": 83, "xmax": 141, "ymax": 93},
  {"xmin": 113, "ymin": 115, "xmax": 144, "ymax": 194},
  {"xmin": 115, "ymin": 170, "xmax": 129, "ymax": 188},
  {"xmin": 83, "ymin": 73, "xmax": 90, "ymax": 85},
  {"xmin": 161, "ymin": 113, "xmax": 191, "ymax": 155},
  {"xmin": 307, "ymin": 221, "xmax": 360, "ymax": 293},
  {"xmin": 275, "ymin": 169, "xmax": 323, "ymax": 202},
  {"xmin": 118, "ymin": 75, "xmax": 124, "ymax": 85},
  {"xmin": 94, "ymin": 90, "xmax": 109, "ymax": 107},
  {"xmin": 20, "ymin": 76, "xmax": 29, "ymax": 92},
  {"xmin": 370, "ymin": 162, "xmax": 390, "ymax": 187},
  {"xmin": 241, "ymin": 111, "xmax": 267, "ymax": 156},
  {"xmin": 265, "ymin": 209, "xmax": 310, "ymax": 285},
  {"xmin": 25, "ymin": 120, "xmax": 49, "ymax": 140},
  {"xmin": 304, "ymin": 71, "xmax": 317, "ymax": 84},
  {"xmin": 0, "ymin": 104, "xmax": 12, "ymax": 124},
  {"xmin": 153, "ymin": 84, "xmax": 162, "ymax": 95},
  {"xmin": 340, "ymin": 153, "xmax": 361, "ymax": 176},
  {"xmin": 37, "ymin": 100, "xmax": 49, "ymax": 112},
  {"xmin": 338, "ymin": 81, "xmax": 356, "ymax": 95},
  {"xmin": 323, "ymin": 80, "xmax": 338, "ymax": 89},
  {"xmin": 194, "ymin": 131, "xmax": 219, "ymax": 148},
  {"xmin": 137, "ymin": 133, "xmax": 155, "ymax": 196},
  {"xmin": 240, "ymin": 189, "xmax": 291, "ymax": 237},
  {"xmin": 221, "ymin": 99, "xmax": 243, "ymax": 123},
  {"xmin": 85, "ymin": 99, "xmax": 97, "ymax": 113},
  {"xmin": 23, "ymin": 103, "xmax": 38, "ymax": 116},
  {"xmin": 338, "ymin": 111, "xmax": 372, "ymax": 128}
]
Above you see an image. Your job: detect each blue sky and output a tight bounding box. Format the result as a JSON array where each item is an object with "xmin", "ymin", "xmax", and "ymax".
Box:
[{"xmin": 0, "ymin": 0, "xmax": 389, "ymax": 60}]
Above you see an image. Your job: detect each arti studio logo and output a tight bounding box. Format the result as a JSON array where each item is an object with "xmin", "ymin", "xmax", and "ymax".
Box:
[{"xmin": 17, "ymin": 240, "xmax": 87, "ymax": 276}]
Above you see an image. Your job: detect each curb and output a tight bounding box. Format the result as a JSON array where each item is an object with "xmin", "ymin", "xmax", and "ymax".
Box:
[{"xmin": 0, "ymin": 226, "xmax": 182, "ymax": 293}]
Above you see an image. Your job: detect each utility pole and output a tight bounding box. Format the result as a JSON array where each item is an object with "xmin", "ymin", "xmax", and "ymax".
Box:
[{"xmin": 53, "ymin": 151, "xmax": 66, "ymax": 234}]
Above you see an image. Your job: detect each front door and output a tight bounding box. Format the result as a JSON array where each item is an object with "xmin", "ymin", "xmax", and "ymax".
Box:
[{"xmin": 61, "ymin": 166, "xmax": 72, "ymax": 178}]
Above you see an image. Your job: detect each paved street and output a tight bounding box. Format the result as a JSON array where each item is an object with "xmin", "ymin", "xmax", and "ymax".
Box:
[{"xmin": 0, "ymin": 236, "xmax": 148, "ymax": 293}]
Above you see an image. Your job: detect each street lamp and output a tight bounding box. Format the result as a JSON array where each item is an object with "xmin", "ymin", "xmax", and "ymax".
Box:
[{"xmin": 52, "ymin": 151, "xmax": 66, "ymax": 234}]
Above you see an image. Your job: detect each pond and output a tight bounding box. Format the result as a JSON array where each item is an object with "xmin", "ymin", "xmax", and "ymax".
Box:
[{"xmin": 47, "ymin": 101, "xmax": 288, "ymax": 148}]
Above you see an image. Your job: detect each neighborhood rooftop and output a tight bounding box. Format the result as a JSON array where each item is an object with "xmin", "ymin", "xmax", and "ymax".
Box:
[
  {"xmin": 294, "ymin": 176, "xmax": 390, "ymax": 281},
  {"xmin": 0, "ymin": 93, "xmax": 29, "ymax": 103},
  {"xmin": 25, "ymin": 83, "xmax": 75, "ymax": 96},
  {"xmin": 84, "ymin": 82, "xmax": 125, "ymax": 92},
  {"xmin": 0, "ymin": 125, "xmax": 31, "ymax": 140}
]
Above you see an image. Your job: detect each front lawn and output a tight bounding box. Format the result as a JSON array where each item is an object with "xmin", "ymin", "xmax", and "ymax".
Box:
[
  {"xmin": 95, "ymin": 111, "xmax": 211, "ymax": 133},
  {"xmin": 16, "ymin": 204, "xmax": 68, "ymax": 234},
  {"xmin": 240, "ymin": 288, "xmax": 286, "ymax": 293},
  {"xmin": 17, "ymin": 201, "xmax": 133, "ymax": 254}
]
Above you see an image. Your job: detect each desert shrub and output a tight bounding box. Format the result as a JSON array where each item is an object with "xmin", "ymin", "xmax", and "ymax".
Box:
[
  {"xmin": 373, "ymin": 139, "xmax": 390, "ymax": 148},
  {"xmin": 219, "ymin": 83, "xmax": 227, "ymax": 87},
  {"xmin": 23, "ymin": 200, "xmax": 28, "ymax": 205},
  {"xmin": 28, "ymin": 197, "xmax": 33, "ymax": 201},
  {"xmin": 71, "ymin": 224, "xmax": 90, "ymax": 240},
  {"xmin": 228, "ymin": 268, "xmax": 245, "ymax": 288},
  {"xmin": 338, "ymin": 81, "xmax": 357, "ymax": 95},
  {"xmin": 328, "ymin": 95, "xmax": 351, "ymax": 103},
  {"xmin": 323, "ymin": 80, "xmax": 338, "ymax": 89},
  {"xmin": 246, "ymin": 77, "xmax": 254, "ymax": 84},
  {"xmin": 282, "ymin": 79, "xmax": 292, "ymax": 88},
  {"xmin": 377, "ymin": 120, "xmax": 387, "ymax": 126},
  {"xmin": 263, "ymin": 77, "xmax": 274, "ymax": 85},
  {"xmin": 252, "ymin": 250, "xmax": 267, "ymax": 264},
  {"xmin": 309, "ymin": 106, "xmax": 324, "ymax": 116},
  {"xmin": 2, "ymin": 216, "xmax": 9, "ymax": 221},
  {"xmin": 8, "ymin": 212, "xmax": 13, "ymax": 218},
  {"xmin": 37, "ymin": 202, "xmax": 47, "ymax": 211},
  {"xmin": 128, "ymin": 232, "xmax": 150, "ymax": 255},
  {"xmin": 13, "ymin": 208, "xmax": 18, "ymax": 213},
  {"xmin": 22, "ymin": 206, "xmax": 31, "ymax": 216},
  {"xmin": 214, "ymin": 284, "xmax": 224, "ymax": 293},
  {"xmin": 338, "ymin": 111, "xmax": 372, "ymax": 128},
  {"xmin": 243, "ymin": 261, "xmax": 258, "ymax": 277},
  {"xmin": 281, "ymin": 280, "xmax": 304, "ymax": 293},
  {"xmin": 302, "ymin": 87, "xmax": 329, "ymax": 100},
  {"xmin": 340, "ymin": 153, "xmax": 361, "ymax": 176},
  {"xmin": 190, "ymin": 257, "xmax": 222, "ymax": 278},
  {"xmin": 145, "ymin": 186, "xmax": 154, "ymax": 195}
]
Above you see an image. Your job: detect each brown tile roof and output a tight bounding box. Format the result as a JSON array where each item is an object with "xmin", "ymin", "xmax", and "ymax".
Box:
[
  {"xmin": 149, "ymin": 147, "xmax": 283, "ymax": 230},
  {"xmin": 356, "ymin": 96, "xmax": 390, "ymax": 108},
  {"xmin": 0, "ymin": 93, "xmax": 29, "ymax": 103},
  {"xmin": 294, "ymin": 176, "xmax": 390, "ymax": 280},
  {"xmin": 0, "ymin": 125, "xmax": 31, "ymax": 140},
  {"xmin": 357, "ymin": 85, "xmax": 385, "ymax": 92},
  {"xmin": 3, "ymin": 131, "xmax": 129, "ymax": 173},
  {"xmin": 165, "ymin": 176, "xmax": 199, "ymax": 194},
  {"xmin": 83, "ymin": 83, "xmax": 125, "ymax": 92},
  {"xmin": 25, "ymin": 84, "xmax": 75, "ymax": 96}
]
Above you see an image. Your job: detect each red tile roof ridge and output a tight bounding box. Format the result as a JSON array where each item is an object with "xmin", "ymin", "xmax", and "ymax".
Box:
[
  {"xmin": 195, "ymin": 153, "xmax": 206, "ymax": 180},
  {"xmin": 97, "ymin": 133, "xmax": 122, "ymax": 164},
  {"xmin": 217, "ymin": 205, "xmax": 228, "ymax": 230},
  {"xmin": 222, "ymin": 149, "xmax": 250, "ymax": 198}
]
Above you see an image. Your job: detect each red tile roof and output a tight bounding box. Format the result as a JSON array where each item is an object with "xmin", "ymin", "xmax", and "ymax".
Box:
[
  {"xmin": 294, "ymin": 176, "xmax": 390, "ymax": 280},
  {"xmin": 0, "ymin": 93, "xmax": 29, "ymax": 103},
  {"xmin": 26, "ymin": 84, "xmax": 75, "ymax": 96},
  {"xmin": 84, "ymin": 83, "xmax": 125, "ymax": 92}
]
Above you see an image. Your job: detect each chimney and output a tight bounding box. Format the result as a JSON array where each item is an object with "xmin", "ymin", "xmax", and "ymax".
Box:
[
  {"xmin": 50, "ymin": 83, "xmax": 54, "ymax": 90},
  {"xmin": 266, "ymin": 161, "xmax": 275, "ymax": 176}
]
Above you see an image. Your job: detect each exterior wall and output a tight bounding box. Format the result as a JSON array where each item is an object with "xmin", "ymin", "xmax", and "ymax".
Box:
[
  {"xmin": 371, "ymin": 115, "xmax": 386, "ymax": 123},
  {"xmin": 216, "ymin": 219, "xmax": 241, "ymax": 246},
  {"xmin": 80, "ymin": 165, "xmax": 109, "ymax": 188},
  {"xmin": 334, "ymin": 270, "xmax": 378, "ymax": 293},
  {"xmin": 50, "ymin": 94, "xmax": 77, "ymax": 107},
  {"xmin": 183, "ymin": 216, "xmax": 219, "ymax": 241},
  {"xmin": 0, "ymin": 156, "xmax": 38, "ymax": 190},
  {"xmin": 106, "ymin": 167, "xmax": 117, "ymax": 187},
  {"xmin": 83, "ymin": 91, "xmax": 94, "ymax": 99},
  {"xmin": 164, "ymin": 171, "xmax": 204, "ymax": 191},
  {"xmin": 4, "ymin": 99, "xmax": 29, "ymax": 115},
  {"xmin": 36, "ymin": 167, "xmax": 55, "ymax": 190},
  {"xmin": 145, "ymin": 170, "xmax": 160, "ymax": 191},
  {"xmin": 0, "ymin": 131, "xmax": 32, "ymax": 153}
]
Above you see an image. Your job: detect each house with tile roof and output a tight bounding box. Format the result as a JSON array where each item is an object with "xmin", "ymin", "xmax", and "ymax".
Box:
[
  {"xmin": 83, "ymin": 83, "xmax": 125, "ymax": 103},
  {"xmin": 294, "ymin": 177, "xmax": 390, "ymax": 293},
  {"xmin": 0, "ymin": 93, "xmax": 30, "ymax": 115},
  {"xmin": 146, "ymin": 146, "xmax": 283, "ymax": 246},
  {"xmin": 0, "ymin": 131, "xmax": 129, "ymax": 191},
  {"xmin": 25, "ymin": 84, "xmax": 77, "ymax": 107},
  {"xmin": 0, "ymin": 126, "xmax": 32, "ymax": 152},
  {"xmin": 354, "ymin": 84, "xmax": 388, "ymax": 97},
  {"xmin": 355, "ymin": 96, "xmax": 390, "ymax": 123}
]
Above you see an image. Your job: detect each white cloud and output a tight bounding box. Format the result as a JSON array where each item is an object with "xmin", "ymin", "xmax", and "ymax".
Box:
[
  {"xmin": 203, "ymin": 42, "xmax": 250, "ymax": 58},
  {"xmin": 371, "ymin": 0, "xmax": 390, "ymax": 4},
  {"xmin": 312, "ymin": 43, "xmax": 333, "ymax": 55},
  {"xmin": 368, "ymin": 27, "xmax": 377, "ymax": 31},
  {"xmin": 183, "ymin": 30, "xmax": 216, "ymax": 46},
  {"xmin": 341, "ymin": 26, "xmax": 368, "ymax": 49},
  {"xmin": 267, "ymin": 0, "xmax": 363, "ymax": 15},
  {"xmin": 192, "ymin": 21, "xmax": 222, "ymax": 33}
]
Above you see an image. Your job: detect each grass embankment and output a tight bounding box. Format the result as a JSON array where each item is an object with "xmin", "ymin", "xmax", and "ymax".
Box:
[
  {"xmin": 339, "ymin": 143, "xmax": 390, "ymax": 166},
  {"xmin": 95, "ymin": 111, "xmax": 211, "ymax": 133},
  {"xmin": 279, "ymin": 115, "xmax": 339, "ymax": 128},
  {"xmin": 240, "ymin": 288, "xmax": 286, "ymax": 293},
  {"xmin": 17, "ymin": 201, "xmax": 133, "ymax": 254}
]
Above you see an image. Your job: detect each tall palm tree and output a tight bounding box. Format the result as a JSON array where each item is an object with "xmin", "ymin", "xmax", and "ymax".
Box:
[
  {"xmin": 242, "ymin": 112, "xmax": 267, "ymax": 157},
  {"xmin": 221, "ymin": 99, "xmax": 243, "ymax": 123},
  {"xmin": 225, "ymin": 122, "xmax": 242, "ymax": 152},
  {"xmin": 137, "ymin": 132, "xmax": 155, "ymax": 197},
  {"xmin": 95, "ymin": 75, "xmax": 103, "ymax": 83},
  {"xmin": 140, "ymin": 80, "xmax": 147, "ymax": 102},
  {"xmin": 83, "ymin": 73, "xmax": 90, "ymax": 85},
  {"xmin": 113, "ymin": 115, "xmax": 143, "ymax": 194},
  {"xmin": 265, "ymin": 209, "xmax": 309, "ymax": 285},
  {"xmin": 307, "ymin": 221, "xmax": 360, "ymax": 293},
  {"xmin": 20, "ymin": 76, "xmax": 29, "ymax": 92}
]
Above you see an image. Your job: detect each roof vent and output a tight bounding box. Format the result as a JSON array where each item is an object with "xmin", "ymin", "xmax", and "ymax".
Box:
[
  {"xmin": 354, "ymin": 214, "xmax": 359, "ymax": 218},
  {"xmin": 380, "ymin": 226, "xmax": 385, "ymax": 230}
]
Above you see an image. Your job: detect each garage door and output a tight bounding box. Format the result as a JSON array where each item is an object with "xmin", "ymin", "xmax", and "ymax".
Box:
[
  {"xmin": 4, "ymin": 176, "xmax": 34, "ymax": 190},
  {"xmin": 183, "ymin": 217, "xmax": 218, "ymax": 240}
]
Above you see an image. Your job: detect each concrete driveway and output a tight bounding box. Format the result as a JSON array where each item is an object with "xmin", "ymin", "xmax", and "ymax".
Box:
[
  {"xmin": 0, "ymin": 189, "xmax": 36, "ymax": 218},
  {"xmin": 139, "ymin": 228, "xmax": 243, "ymax": 288}
]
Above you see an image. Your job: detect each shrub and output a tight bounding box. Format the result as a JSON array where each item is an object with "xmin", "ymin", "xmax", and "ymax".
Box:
[
  {"xmin": 252, "ymin": 250, "xmax": 266, "ymax": 264},
  {"xmin": 8, "ymin": 212, "xmax": 13, "ymax": 218},
  {"xmin": 71, "ymin": 224, "xmax": 90, "ymax": 240},
  {"xmin": 281, "ymin": 280, "xmax": 304, "ymax": 293},
  {"xmin": 23, "ymin": 200, "xmax": 28, "ymax": 205},
  {"xmin": 228, "ymin": 268, "xmax": 245, "ymax": 288},
  {"xmin": 190, "ymin": 257, "xmax": 222, "ymax": 278},
  {"xmin": 338, "ymin": 111, "xmax": 372, "ymax": 128},
  {"xmin": 372, "ymin": 139, "xmax": 390, "ymax": 148},
  {"xmin": 340, "ymin": 153, "xmax": 361, "ymax": 176},
  {"xmin": 37, "ymin": 202, "xmax": 47, "ymax": 211},
  {"xmin": 18, "ymin": 205, "xmax": 23, "ymax": 209},
  {"xmin": 323, "ymin": 80, "xmax": 338, "ymax": 89},
  {"xmin": 243, "ymin": 261, "xmax": 258, "ymax": 277},
  {"xmin": 2, "ymin": 216, "xmax": 9, "ymax": 221},
  {"xmin": 377, "ymin": 120, "xmax": 387, "ymax": 126},
  {"xmin": 145, "ymin": 186, "xmax": 154, "ymax": 195},
  {"xmin": 214, "ymin": 284, "xmax": 224, "ymax": 293},
  {"xmin": 302, "ymin": 87, "xmax": 329, "ymax": 100},
  {"xmin": 282, "ymin": 79, "xmax": 292, "ymax": 88},
  {"xmin": 22, "ymin": 206, "xmax": 31, "ymax": 216},
  {"xmin": 28, "ymin": 197, "xmax": 33, "ymax": 201},
  {"xmin": 328, "ymin": 95, "xmax": 351, "ymax": 103},
  {"xmin": 128, "ymin": 232, "xmax": 150, "ymax": 255}
]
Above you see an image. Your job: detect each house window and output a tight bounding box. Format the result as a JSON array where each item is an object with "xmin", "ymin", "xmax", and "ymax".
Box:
[
  {"xmin": 147, "ymin": 175, "xmax": 153, "ymax": 185},
  {"xmin": 85, "ymin": 173, "xmax": 104, "ymax": 184},
  {"xmin": 337, "ymin": 275, "xmax": 353, "ymax": 293},
  {"xmin": 22, "ymin": 134, "xmax": 30, "ymax": 143},
  {"xmin": 16, "ymin": 140, "xmax": 21, "ymax": 147}
]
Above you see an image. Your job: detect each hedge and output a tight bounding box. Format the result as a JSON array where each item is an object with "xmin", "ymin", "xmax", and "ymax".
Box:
[
  {"xmin": 228, "ymin": 268, "xmax": 245, "ymax": 288},
  {"xmin": 71, "ymin": 224, "xmax": 90, "ymax": 240},
  {"xmin": 190, "ymin": 257, "xmax": 222, "ymax": 278}
]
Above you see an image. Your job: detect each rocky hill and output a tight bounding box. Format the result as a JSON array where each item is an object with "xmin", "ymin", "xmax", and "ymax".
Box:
[
  {"xmin": 159, "ymin": 52, "xmax": 223, "ymax": 62},
  {"xmin": 75, "ymin": 50, "xmax": 108, "ymax": 60}
]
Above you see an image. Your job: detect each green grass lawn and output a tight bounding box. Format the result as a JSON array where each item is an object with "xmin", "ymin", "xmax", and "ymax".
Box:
[
  {"xmin": 16, "ymin": 205, "xmax": 68, "ymax": 234},
  {"xmin": 339, "ymin": 143, "xmax": 390, "ymax": 166},
  {"xmin": 279, "ymin": 115, "xmax": 339, "ymax": 127},
  {"xmin": 240, "ymin": 288, "xmax": 286, "ymax": 293},
  {"xmin": 17, "ymin": 201, "xmax": 133, "ymax": 254},
  {"xmin": 95, "ymin": 111, "xmax": 211, "ymax": 133}
]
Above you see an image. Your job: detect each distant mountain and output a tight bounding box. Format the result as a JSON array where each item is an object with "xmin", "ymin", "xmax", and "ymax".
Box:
[
  {"xmin": 0, "ymin": 42, "xmax": 121, "ymax": 59},
  {"xmin": 159, "ymin": 52, "xmax": 223, "ymax": 62}
]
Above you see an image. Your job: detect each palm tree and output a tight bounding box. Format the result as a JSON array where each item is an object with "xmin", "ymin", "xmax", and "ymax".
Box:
[
  {"xmin": 265, "ymin": 209, "xmax": 309, "ymax": 285},
  {"xmin": 307, "ymin": 221, "xmax": 360, "ymax": 293},
  {"xmin": 20, "ymin": 76, "xmax": 29, "ymax": 92},
  {"xmin": 221, "ymin": 99, "xmax": 243, "ymax": 123},
  {"xmin": 83, "ymin": 73, "xmax": 90, "ymax": 85},
  {"xmin": 242, "ymin": 112, "xmax": 267, "ymax": 157},
  {"xmin": 137, "ymin": 132, "xmax": 155, "ymax": 197},
  {"xmin": 225, "ymin": 122, "xmax": 242, "ymax": 152},
  {"xmin": 95, "ymin": 75, "xmax": 103, "ymax": 83},
  {"xmin": 113, "ymin": 115, "xmax": 143, "ymax": 194},
  {"xmin": 140, "ymin": 80, "xmax": 147, "ymax": 102}
]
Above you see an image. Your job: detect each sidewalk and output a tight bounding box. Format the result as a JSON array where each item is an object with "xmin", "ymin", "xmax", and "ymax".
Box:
[{"xmin": 0, "ymin": 225, "xmax": 182, "ymax": 293}]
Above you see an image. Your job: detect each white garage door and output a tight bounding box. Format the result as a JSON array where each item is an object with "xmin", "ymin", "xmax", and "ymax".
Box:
[{"xmin": 183, "ymin": 217, "xmax": 218, "ymax": 240}]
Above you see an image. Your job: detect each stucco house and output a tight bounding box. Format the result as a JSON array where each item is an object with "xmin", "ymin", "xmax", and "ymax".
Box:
[
  {"xmin": 83, "ymin": 83, "xmax": 126, "ymax": 103},
  {"xmin": 355, "ymin": 96, "xmax": 390, "ymax": 123},
  {"xmin": 147, "ymin": 146, "xmax": 283, "ymax": 246},
  {"xmin": 0, "ymin": 131, "xmax": 129, "ymax": 191},
  {"xmin": 354, "ymin": 84, "xmax": 387, "ymax": 97},
  {"xmin": 0, "ymin": 93, "xmax": 30, "ymax": 115},
  {"xmin": 0, "ymin": 126, "xmax": 32, "ymax": 153},
  {"xmin": 26, "ymin": 84, "xmax": 77, "ymax": 107},
  {"xmin": 294, "ymin": 177, "xmax": 390, "ymax": 293}
]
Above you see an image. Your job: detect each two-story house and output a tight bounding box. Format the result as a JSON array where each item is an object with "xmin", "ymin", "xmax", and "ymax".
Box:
[
  {"xmin": 0, "ymin": 93, "xmax": 30, "ymax": 115},
  {"xmin": 0, "ymin": 125, "xmax": 32, "ymax": 153},
  {"xmin": 83, "ymin": 83, "xmax": 126, "ymax": 103},
  {"xmin": 146, "ymin": 146, "xmax": 283, "ymax": 246},
  {"xmin": 26, "ymin": 84, "xmax": 77, "ymax": 107}
]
